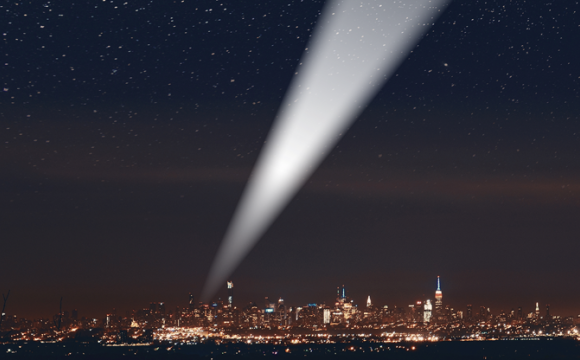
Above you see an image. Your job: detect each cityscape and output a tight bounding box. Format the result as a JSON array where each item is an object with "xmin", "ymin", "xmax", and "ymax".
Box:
[{"xmin": 2, "ymin": 277, "xmax": 580, "ymax": 357}]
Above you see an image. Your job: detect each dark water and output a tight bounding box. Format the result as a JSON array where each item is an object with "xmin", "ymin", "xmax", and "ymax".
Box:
[{"xmin": 2, "ymin": 339, "xmax": 580, "ymax": 359}]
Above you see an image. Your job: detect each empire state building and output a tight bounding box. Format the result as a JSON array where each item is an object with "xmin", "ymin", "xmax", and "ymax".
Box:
[{"xmin": 435, "ymin": 276, "xmax": 443, "ymax": 314}]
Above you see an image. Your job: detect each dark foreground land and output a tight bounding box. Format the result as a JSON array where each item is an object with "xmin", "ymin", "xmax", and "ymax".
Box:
[{"xmin": 2, "ymin": 339, "xmax": 580, "ymax": 360}]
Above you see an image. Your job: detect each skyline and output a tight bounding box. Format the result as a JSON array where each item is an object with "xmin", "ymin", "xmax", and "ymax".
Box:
[
  {"xmin": 2, "ymin": 276, "xmax": 578, "ymax": 320},
  {"xmin": 1, "ymin": 0, "xmax": 579, "ymax": 324}
]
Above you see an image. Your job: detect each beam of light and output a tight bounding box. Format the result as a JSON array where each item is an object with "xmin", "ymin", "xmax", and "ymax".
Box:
[{"xmin": 201, "ymin": 0, "xmax": 450, "ymax": 301}]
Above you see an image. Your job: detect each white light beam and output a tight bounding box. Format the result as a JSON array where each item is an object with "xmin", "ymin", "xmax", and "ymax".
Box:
[{"xmin": 201, "ymin": 0, "xmax": 450, "ymax": 301}]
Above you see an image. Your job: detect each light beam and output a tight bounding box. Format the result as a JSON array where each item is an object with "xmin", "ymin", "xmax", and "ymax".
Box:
[{"xmin": 201, "ymin": 0, "xmax": 450, "ymax": 301}]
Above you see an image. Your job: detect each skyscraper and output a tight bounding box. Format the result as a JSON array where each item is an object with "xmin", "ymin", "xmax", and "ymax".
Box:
[
  {"xmin": 188, "ymin": 293, "xmax": 195, "ymax": 311},
  {"xmin": 479, "ymin": 306, "xmax": 487, "ymax": 321},
  {"xmin": 434, "ymin": 276, "xmax": 443, "ymax": 314},
  {"xmin": 366, "ymin": 296, "xmax": 372, "ymax": 308},
  {"xmin": 227, "ymin": 281, "xmax": 234, "ymax": 309},
  {"xmin": 466, "ymin": 304, "xmax": 473, "ymax": 321},
  {"xmin": 423, "ymin": 299, "xmax": 432, "ymax": 323}
]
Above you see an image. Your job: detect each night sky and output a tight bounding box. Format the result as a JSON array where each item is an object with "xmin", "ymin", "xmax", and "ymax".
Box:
[{"xmin": 1, "ymin": 0, "xmax": 579, "ymax": 319}]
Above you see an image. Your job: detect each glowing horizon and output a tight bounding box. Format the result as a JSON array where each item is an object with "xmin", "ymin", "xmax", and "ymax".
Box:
[{"xmin": 201, "ymin": 0, "xmax": 451, "ymax": 301}]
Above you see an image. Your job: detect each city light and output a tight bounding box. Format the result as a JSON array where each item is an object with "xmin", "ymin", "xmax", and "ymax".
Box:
[{"xmin": 2, "ymin": 278, "xmax": 579, "ymax": 355}]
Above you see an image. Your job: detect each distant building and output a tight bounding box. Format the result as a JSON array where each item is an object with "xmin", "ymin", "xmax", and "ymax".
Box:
[
  {"xmin": 323, "ymin": 308, "xmax": 331, "ymax": 324},
  {"xmin": 411, "ymin": 301, "xmax": 423, "ymax": 322},
  {"xmin": 188, "ymin": 293, "xmax": 195, "ymax": 311},
  {"xmin": 434, "ymin": 276, "xmax": 446, "ymax": 322},
  {"xmin": 479, "ymin": 306, "xmax": 487, "ymax": 321},
  {"xmin": 435, "ymin": 276, "xmax": 443, "ymax": 314},
  {"xmin": 423, "ymin": 300, "xmax": 432, "ymax": 323},
  {"xmin": 227, "ymin": 281, "xmax": 234, "ymax": 309}
]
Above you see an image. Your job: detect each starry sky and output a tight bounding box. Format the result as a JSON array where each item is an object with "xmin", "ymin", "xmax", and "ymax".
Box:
[{"xmin": 1, "ymin": 0, "xmax": 579, "ymax": 319}]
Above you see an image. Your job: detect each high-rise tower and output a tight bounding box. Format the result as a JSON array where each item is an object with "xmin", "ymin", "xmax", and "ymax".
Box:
[
  {"xmin": 337, "ymin": 285, "xmax": 347, "ymax": 303},
  {"xmin": 423, "ymin": 299, "xmax": 432, "ymax": 323},
  {"xmin": 227, "ymin": 281, "xmax": 234, "ymax": 308},
  {"xmin": 366, "ymin": 296, "xmax": 372, "ymax": 308},
  {"xmin": 188, "ymin": 293, "xmax": 195, "ymax": 311},
  {"xmin": 434, "ymin": 276, "xmax": 443, "ymax": 314}
]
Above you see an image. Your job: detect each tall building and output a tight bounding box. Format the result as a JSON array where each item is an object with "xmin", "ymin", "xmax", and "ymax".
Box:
[
  {"xmin": 434, "ymin": 276, "xmax": 443, "ymax": 314},
  {"xmin": 423, "ymin": 299, "xmax": 432, "ymax": 323},
  {"xmin": 535, "ymin": 302, "xmax": 540, "ymax": 318},
  {"xmin": 337, "ymin": 285, "xmax": 346, "ymax": 303},
  {"xmin": 545, "ymin": 304, "xmax": 550, "ymax": 319},
  {"xmin": 366, "ymin": 296, "xmax": 372, "ymax": 308},
  {"xmin": 277, "ymin": 298, "xmax": 287, "ymax": 325},
  {"xmin": 466, "ymin": 304, "xmax": 473, "ymax": 321},
  {"xmin": 227, "ymin": 281, "xmax": 234, "ymax": 309},
  {"xmin": 517, "ymin": 306, "xmax": 523, "ymax": 321},
  {"xmin": 323, "ymin": 308, "xmax": 331, "ymax": 324},
  {"xmin": 479, "ymin": 306, "xmax": 487, "ymax": 321},
  {"xmin": 188, "ymin": 293, "xmax": 195, "ymax": 311},
  {"xmin": 414, "ymin": 301, "xmax": 423, "ymax": 322}
]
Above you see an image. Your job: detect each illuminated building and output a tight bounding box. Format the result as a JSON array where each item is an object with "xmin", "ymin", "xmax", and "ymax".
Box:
[
  {"xmin": 337, "ymin": 285, "xmax": 346, "ymax": 304},
  {"xmin": 278, "ymin": 298, "xmax": 287, "ymax": 325},
  {"xmin": 435, "ymin": 276, "xmax": 443, "ymax": 313},
  {"xmin": 433, "ymin": 276, "xmax": 446, "ymax": 322},
  {"xmin": 535, "ymin": 302, "xmax": 540, "ymax": 318},
  {"xmin": 331, "ymin": 285, "xmax": 357, "ymax": 324},
  {"xmin": 188, "ymin": 293, "xmax": 195, "ymax": 312},
  {"xmin": 517, "ymin": 306, "xmax": 523, "ymax": 321},
  {"xmin": 227, "ymin": 281, "xmax": 234, "ymax": 309},
  {"xmin": 466, "ymin": 304, "xmax": 473, "ymax": 321},
  {"xmin": 416, "ymin": 301, "xmax": 424, "ymax": 322},
  {"xmin": 367, "ymin": 296, "xmax": 372, "ymax": 308},
  {"xmin": 323, "ymin": 308, "xmax": 331, "ymax": 324},
  {"xmin": 423, "ymin": 300, "xmax": 432, "ymax": 323}
]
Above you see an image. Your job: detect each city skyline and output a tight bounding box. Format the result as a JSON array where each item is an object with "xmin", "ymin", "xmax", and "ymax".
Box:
[
  {"xmin": 2, "ymin": 277, "xmax": 576, "ymax": 320},
  {"xmin": 1, "ymin": 0, "xmax": 579, "ymax": 329},
  {"xmin": 3, "ymin": 275, "xmax": 580, "ymax": 356}
]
